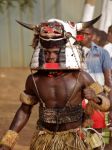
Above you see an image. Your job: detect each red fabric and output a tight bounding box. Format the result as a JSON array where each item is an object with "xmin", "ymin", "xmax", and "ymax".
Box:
[
  {"xmin": 82, "ymin": 99, "xmax": 87, "ymax": 109},
  {"xmin": 76, "ymin": 35, "xmax": 84, "ymax": 42},
  {"xmin": 91, "ymin": 111, "xmax": 106, "ymax": 128},
  {"xmin": 82, "ymin": 99, "xmax": 106, "ymax": 129},
  {"xmin": 44, "ymin": 63, "xmax": 60, "ymax": 69},
  {"xmin": 44, "ymin": 26, "xmax": 54, "ymax": 33}
]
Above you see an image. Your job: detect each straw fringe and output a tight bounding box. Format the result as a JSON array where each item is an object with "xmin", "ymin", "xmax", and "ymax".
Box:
[{"xmin": 30, "ymin": 129, "xmax": 88, "ymax": 150}]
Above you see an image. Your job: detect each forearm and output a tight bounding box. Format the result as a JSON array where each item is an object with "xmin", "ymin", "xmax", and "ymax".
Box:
[
  {"xmin": 104, "ymin": 69, "xmax": 112, "ymax": 87},
  {"xmin": 84, "ymin": 82, "xmax": 111, "ymax": 112},
  {"xmin": 9, "ymin": 103, "xmax": 32, "ymax": 133},
  {"xmin": 108, "ymin": 90, "xmax": 112, "ymax": 110},
  {"xmin": 0, "ymin": 104, "xmax": 33, "ymax": 149}
]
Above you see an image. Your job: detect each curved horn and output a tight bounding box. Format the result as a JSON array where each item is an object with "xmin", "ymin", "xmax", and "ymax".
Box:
[
  {"xmin": 76, "ymin": 14, "xmax": 102, "ymax": 31},
  {"xmin": 82, "ymin": 14, "xmax": 102, "ymax": 28},
  {"xmin": 16, "ymin": 20, "xmax": 36, "ymax": 30}
]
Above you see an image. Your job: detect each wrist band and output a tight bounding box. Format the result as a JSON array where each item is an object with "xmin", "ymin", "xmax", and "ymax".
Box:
[{"xmin": 0, "ymin": 130, "xmax": 18, "ymax": 149}]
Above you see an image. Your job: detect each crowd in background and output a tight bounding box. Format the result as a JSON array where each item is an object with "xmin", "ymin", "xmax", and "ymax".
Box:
[
  {"xmin": 79, "ymin": 24, "xmax": 112, "ymax": 150},
  {"xmin": 92, "ymin": 25, "xmax": 112, "ymax": 62}
]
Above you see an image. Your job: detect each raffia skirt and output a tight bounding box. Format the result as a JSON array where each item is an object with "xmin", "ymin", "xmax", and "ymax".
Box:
[{"xmin": 30, "ymin": 127, "xmax": 89, "ymax": 150}]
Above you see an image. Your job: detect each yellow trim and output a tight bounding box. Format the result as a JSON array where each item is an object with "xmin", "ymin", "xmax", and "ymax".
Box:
[
  {"xmin": 0, "ymin": 130, "xmax": 18, "ymax": 149},
  {"xmin": 89, "ymin": 82, "xmax": 103, "ymax": 94},
  {"xmin": 103, "ymin": 85, "xmax": 111, "ymax": 96},
  {"xmin": 20, "ymin": 92, "xmax": 37, "ymax": 105}
]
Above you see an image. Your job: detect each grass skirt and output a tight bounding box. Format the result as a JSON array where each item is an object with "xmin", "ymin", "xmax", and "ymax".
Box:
[{"xmin": 30, "ymin": 127, "xmax": 88, "ymax": 150}]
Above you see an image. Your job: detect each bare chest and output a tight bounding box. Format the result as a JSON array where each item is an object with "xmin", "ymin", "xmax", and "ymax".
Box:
[{"xmin": 34, "ymin": 73, "xmax": 82, "ymax": 107}]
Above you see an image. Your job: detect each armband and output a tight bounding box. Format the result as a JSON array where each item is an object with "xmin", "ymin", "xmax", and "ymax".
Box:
[
  {"xmin": 103, "ymin": 85, "xmax": 111, "ymax": 95},
  {"xmin": 89, "ymin": 82, "xmax": 111, "ymax": 96},
  {"xmin": 20, "ymin": 92, "xmax": 37, "ymax": 105},
  {"xmin": 96, "ymin": 94, "xmax": 110, "ymax": 111},
  {"xmin": 0, "ymin": 130, "xmax": 18, "ymax": 149},
  {"xmin": 89, "ymin": 82, "xmax": 103, "ymax": 94}
]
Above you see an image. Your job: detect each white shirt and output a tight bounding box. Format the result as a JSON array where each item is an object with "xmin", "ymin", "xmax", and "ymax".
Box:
[{"xmin": 104, "ymin": 42, "xmax": 112, "ymax": 58}]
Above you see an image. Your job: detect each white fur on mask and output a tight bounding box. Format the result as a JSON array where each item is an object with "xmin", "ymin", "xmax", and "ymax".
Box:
[
  {"xmin": 30, "ymin": 19, "xmax": 81, "ymax": 70},
  {"xmin": 48, "ymin": 19, "xmax": 81, "ymax": 69}
]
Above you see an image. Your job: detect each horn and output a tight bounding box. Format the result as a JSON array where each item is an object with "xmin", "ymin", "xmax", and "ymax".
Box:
[
  {"xmin": 76, "ymin": 14, "xmax": 102, "ymax": 31},
  {"xmin": 82, "ymin": 14, "xmax": 102, "ymax": 28},
  {"xmin": 16, "ymin": 20, "xmax": 36, "ymax": 30}
]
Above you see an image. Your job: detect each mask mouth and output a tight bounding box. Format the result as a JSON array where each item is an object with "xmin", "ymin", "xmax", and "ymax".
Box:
[{"xmin": 44, "ymin": 63, "xmax": 60, "ymax": 69}]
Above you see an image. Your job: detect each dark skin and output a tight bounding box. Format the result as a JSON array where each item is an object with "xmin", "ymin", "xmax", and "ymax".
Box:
[
  {"xmin": 107, "ymin": 30, "xmax": 112, "ymax": 43},
  {"xmin": 79, "ymin": 28, "xmax": 112, "ymax": 150},
  {"xmin": 0, "ymin": 48, "xmax": 111, "ymax": 150},
  {"xmin": 79, "ymin": 27, "xmax": 112, "ymax": 88}
]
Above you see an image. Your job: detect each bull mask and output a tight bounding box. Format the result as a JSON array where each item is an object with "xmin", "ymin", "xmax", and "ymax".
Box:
[{"xmin": 16, "ymin": 14, "xmax": 101, "ymax": 32}]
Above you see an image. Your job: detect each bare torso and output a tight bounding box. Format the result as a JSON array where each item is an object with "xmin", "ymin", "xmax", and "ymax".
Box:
[
  {"xmin": 34, "ymin": 71, "xmax": 82, "ymax": 107},
  {"xmin": 26, "ymin": 70, "xmax": 94, "ymax": 131}
]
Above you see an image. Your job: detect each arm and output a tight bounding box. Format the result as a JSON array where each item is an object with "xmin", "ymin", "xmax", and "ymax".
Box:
[
  {"xmin": 102, "ymin": 49, "xmax": 112, "ymax": 87},
  {"xmin": 102, "ymin": 50, "xmax": 112, "ymax": 126},
  {"xmin": 102, "ymin": 55, "xmax": 112, "ymax": 109},
  {"xmin": 0, "ymin": 74, "xmax": 38, "ymax": 150},
  {"xmin": 9, "ymin": 103, "xmax": 33, "ymax": 132},
  {"xmin": 9, "ymin": 74, "xmax": 38, "ymax": 132},
  {"xmin": 103, "ymin": 69, "xmax": 112, "ymax": 87},
  {"xmin": 0, "ymin": 104, "xmax": 33, "ymax": 150},
  {"xmin": 81, "ymin": 71, "xmax": 110, "ymax": 111}
]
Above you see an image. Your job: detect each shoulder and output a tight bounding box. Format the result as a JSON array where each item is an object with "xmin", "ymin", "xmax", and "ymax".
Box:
[
  {"xmin": 25, "ymin": 74, "xmax": 33, "ymax": 85},
  {"xmin": 80, "ymin": 70, "xmax": 92, "ymax": 80},
  {"xmin": 92, "ymin": 43, "xmax": 110, "ymax": 56},
  {"xmin": 79, "ymin": 70, "xmax": 94, "ymax": 86},
  {"xmin": 92, "ymin": 42, "xmax": 105, "ymax": 52},
  {"xmin": 104, "ymin": 43, "xmax": 112, "ymax": 50},
  {"xmin": 25, "ymin": 72, "xmax": 39, "ymax": 94},
  {"xmin": 26, "ymin": 71, "xmax": 39, "ymax": 83},
  {"xmin": 104, "ymin": 43, "xmax": 112, "ymax": 56}
]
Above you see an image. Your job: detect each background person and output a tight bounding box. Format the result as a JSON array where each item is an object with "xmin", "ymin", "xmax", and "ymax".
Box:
[
  {"xmin": 77, "ymin": 25, "xmax": 112, "ymax": 150},
  {"xmin": 0, "ymin": 17, "xmax": 111, "ymax": 150}
]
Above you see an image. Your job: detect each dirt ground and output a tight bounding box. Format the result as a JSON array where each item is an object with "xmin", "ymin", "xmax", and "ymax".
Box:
[
  {"xmin": 1, "ymin": 68, "xmax": 112, "ymax": 150},
  {"xmin": 0, "ymin": 68, "xmax": 38, "ymax": 150}
]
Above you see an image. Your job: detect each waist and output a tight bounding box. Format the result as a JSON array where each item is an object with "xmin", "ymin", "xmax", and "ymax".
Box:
[
  {"xmin": 37, "ymin": 120, "xmax": 82, "ymax": 132},
  {"xmin": 39, "ymin": 104, "xmax": 83, "ymax": 124}
]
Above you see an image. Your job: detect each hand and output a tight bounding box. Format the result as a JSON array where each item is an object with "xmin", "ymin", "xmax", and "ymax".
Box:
[
  {"xmin": 0, "ymin": 145, "xmax": 11, "ymax": 150},
  {"xmin": 83, "ymin": 87, "xmax": 96, "ymax": 101}
]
